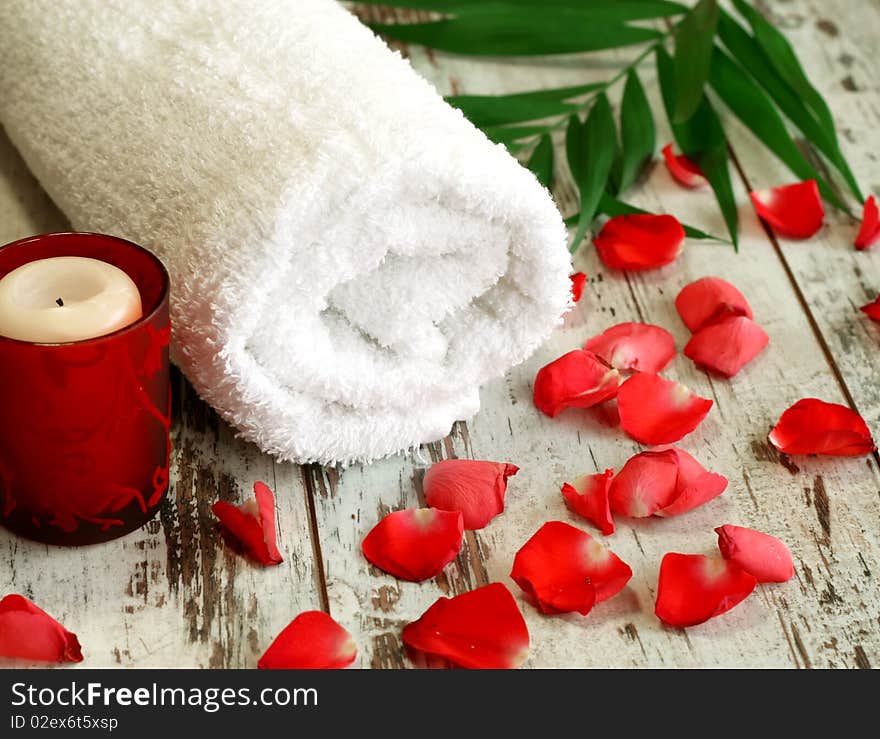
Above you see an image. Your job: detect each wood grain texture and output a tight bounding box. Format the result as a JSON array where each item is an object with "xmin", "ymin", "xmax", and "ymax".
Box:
[
  {"xmin": 1, "ymin": 0, "xmax": 878, "ymax": 668},
  {"xmin": 0, "ymin": 134, "xmax": 322, "ymax": 667}
]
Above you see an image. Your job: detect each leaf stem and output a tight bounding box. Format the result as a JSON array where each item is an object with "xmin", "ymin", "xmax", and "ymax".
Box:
[{"xmin": 518, "ymin": 26, "xmax": 676, "ymax": 144}]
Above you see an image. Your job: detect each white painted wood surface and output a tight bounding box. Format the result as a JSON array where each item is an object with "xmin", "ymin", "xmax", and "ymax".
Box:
[{"xmin": 0, "ymin": 0, "xmax": 877, "ymax": 668}]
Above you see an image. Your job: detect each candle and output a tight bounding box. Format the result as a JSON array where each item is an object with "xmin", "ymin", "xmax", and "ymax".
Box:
[
  {"xmin": 0, "ymin": 256, "xmax": 142, "ymax": 343},
  {"xmin": 0, "ymin": 232, "xmax": 170, "ymax": 546}
]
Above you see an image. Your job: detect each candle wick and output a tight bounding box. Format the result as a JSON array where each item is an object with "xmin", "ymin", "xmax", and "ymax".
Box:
[{"xmin": 55, "ymin": 298, "xmax": 64, "ymax": 307}]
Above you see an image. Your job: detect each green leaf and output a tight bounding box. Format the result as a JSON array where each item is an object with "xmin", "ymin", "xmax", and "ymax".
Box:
[
  {"xmin": 565, "ymin": 114, "xmax": 585, "ymax": 183},
  {"xmin": 716, "ymin": 13, "xmax": 835, "ymax": 152},
  {"xmin": 370, "ymin": 12, "xmax": 663, "ymax": 56},
  {"xmin": 617, "ymin": 69, "xmax": 656, "ymax": 192},
  {"xmin": 708, "ymin": 47, "xmax": 846, "ymax": 211},
  {"xmin": 566, "ymin": 94, "xmax": 617, "ymax": 252},
  {"xmin": 732, "ymin": 0, "xmax": 832, "ymax": 133},
  {"xmin": 672, "ymin": 0, "xmax": 719, "ymax": 123},
  {"xmin": 596, "ymin": 193, "xmax": 727, "ymax": 241},
  {"xmin": 657, "ymin": 46, "xmax": 738, "ymax": 247},
  {"xmin": 720, "ymin": 7, "xmax": 862, "ymax": 202},
  {"xmin": 445, "ymin": 83, "xmax": 602, "ymax": 127},
  {"xmin": 483, "ymin": 123, "xmax": 553, "ymax": 145},
  {"xmin": 526, "ymin": 134, "xmax": 554, "ymax": 189},
  {"xmin": 354, "ymin": 1, "xmax": 687, "ymax": 21}
]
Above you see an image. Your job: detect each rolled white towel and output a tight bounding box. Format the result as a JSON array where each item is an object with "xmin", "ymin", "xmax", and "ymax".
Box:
[{"xmin": 0, "ymin": 0, "xmax": 570, "ymax": 465}]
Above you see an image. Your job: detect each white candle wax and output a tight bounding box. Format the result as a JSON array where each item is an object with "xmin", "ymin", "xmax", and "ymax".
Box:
[{"xmin": 0, "ymin": 256, "xmax": 143, "ymax": 343}]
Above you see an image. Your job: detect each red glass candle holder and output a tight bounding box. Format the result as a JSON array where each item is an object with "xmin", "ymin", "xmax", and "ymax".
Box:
[{"xmin": 0, "ymin": 233, "xmax": 170, "ymax": 545}]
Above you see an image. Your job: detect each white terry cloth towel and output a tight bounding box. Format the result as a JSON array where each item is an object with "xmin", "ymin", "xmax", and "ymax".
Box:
[{"xmin": 0, "ymin": 0, "xmax": 571, "ymax": 465}]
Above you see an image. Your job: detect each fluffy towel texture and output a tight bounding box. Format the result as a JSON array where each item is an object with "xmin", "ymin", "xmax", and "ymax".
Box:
[{"xmin": 0, "ymin": 0, "xmax": 570, "ymax": 465}]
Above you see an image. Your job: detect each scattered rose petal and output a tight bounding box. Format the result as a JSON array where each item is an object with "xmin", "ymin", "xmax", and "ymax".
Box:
[
  {"xmin": 769, "ymin": 398, "xmax": 876, "ymax": 456},
  {"xmin": 675, "ymin": 276, "xmax": 754, "ymax": 333},
  {"xmin": 656, "ymin": 448, "xmax": 728, "ymax": 517},
  {"xmin": 362, "ymin": 508, "xmax": 463, "ymax": 582},
  {"xmin": 617, "ymin": 373, "xmax": 713, "ymax": 445},
  {"xmin": 584, "ymin": 322, "xmax": 675, "ymax": 373},
  {"xmin": 570, "ymin": 272, "xmax": 587, "ymax": 302},
  {"xmin": 212, "ymin": 481, "xmax": 283, "ymax": 566},
  {"xmin": 655, "ymin": 553, "xmax": 757, "ymax": 628},
  {"xmin": 662, "ymin": 143, "xmax": 707, "ymax": 188},
  {"xmin": 258, "ymin": 611, "xmax": 357, "ymax": 670},
  {"xmin": 533, "ymin": 349, "xmax": 620, "ymax": 418},
  {"xmin": 716, "ymin": 524, "xmax": 794, "ymax": 583},
  {"xmin": 609, "ymin": 450, "xmax": 679, "ymax": 517},
  {"xmin": 684, "ymin": 316, "xmax": 769, "ymax": 377},
  {"xmin": 510, "ymin": 522, "xmax": 631, "ymax": 615},
  {"xmin": 561, "ymin": 469, "xmax": 615, "ymax": 535},
  {"xmin": 609, "ymin": 448, "xmax": 726, "ymax": 518},
  {"xmin": 860, "ymin": 296, "xmax": 880, "ymax": 322},
  {"xmin": 750, "ymin": 180, "xmax": 824, "ymax": 239},
  {"xmin": 423, "ymin": 459, "xmax": 518, "ymax": 530},
  {"xmin": 402, "ymin": 583, "xmax": 529, "ymax": 669},
  {"xmin": 0, "ymin": 595, "xmax": 83, "ymax": 663},
  {"xmin": 855, "ymin": 196, "xmax": 880, "ymax": 250},
  {"xmin": 593, "ymin": 214, "xmax": 685, "ymax": 271}
]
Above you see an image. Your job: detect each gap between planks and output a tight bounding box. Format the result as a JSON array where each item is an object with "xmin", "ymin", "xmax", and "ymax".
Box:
[
  {"xmin": 301, "ymin": 465, "xmax": 332, "ymax": 614},
  {"xmin": 726, "ymin": 146, "xmax": 880, "ymax": 471}
]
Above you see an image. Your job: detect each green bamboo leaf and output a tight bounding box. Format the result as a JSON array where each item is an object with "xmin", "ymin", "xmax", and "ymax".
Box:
[
  {"xmin": 596, "ymin": 193, "xmax": 727, "ymax": 241},
  {"xmin": 565, "ymin": 114, "xmax": 585, "ymax": 183},
  {"xmin": 445, "ymin": 83, "xmax": 603, "ymax": 126},
  {"xmin": 370, "ymin": 12, "xmax": 663, "ymax": 56},
  {"xmin": 732, "ymin": 0, "xmax": 833, "ymax": 134},
  {"xmin": 672, "ymin": 0, "xmax": 719, "ymax": 123},
  {"xmin": 447, "ymin": 96, "xmax": 576, "ymax": 127},
  {"xmin": 618, "ymin": 69, "xmax": 656, "ymax": 192},
  {"xmin": 526, "ymin": 133, "xmax": 554, "ymax": 189},
  {"xmin": 354, "ymin": 1, "xmax": 687, "ymax": 21},
  {"xmin": 566, "ymin": 94, "xmax": 616, "ymax": 252},
  {"xmin": 708, "ymin": 47, "xmax": 846, "ymax": 211},
  {"xmin": 657, "ymin": 46, "xmax": 738, "ymax": 247},
  {"xmin": 720, "ymin": 8, "xmax": 862, "ymax": 201},
  {"xmin": 483, "ymin": 123, "xmax": 553, "ymax": 145},
  {"xmin": 607, "ymin": 134, "xmax": 623, "ymax": 196}
]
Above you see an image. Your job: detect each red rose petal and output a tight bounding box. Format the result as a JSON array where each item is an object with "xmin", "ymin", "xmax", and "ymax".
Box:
[
  {"xmin": 855, "ymin": 196, "xmax": 880, "ymax": 250},
  {"xmin": 860, "ymin": 296, "xmax": 880, "ymax": 322},
  {"xmin": 510, "ymin": 522, "xmax": 631, "ymax": 615},
  {"xmin": 609, "ymin": 449, "xmax": 679, "ymax": 517},
  {"xmin": 655, "ymin": 553, "xmax": 757, "ymax": 627},
  {"xmin": 609, "ymin": 448, "xmax": 726, "ymax": 519},
  {"xmin": 258, "ymin": 611, "xmax": 357, "ymax": 670},
  {"xmin": 570, "ymin": 272, "xmax": 588, "ymax": 302},
  {"xmin": 675, "ymin": 276, "xmax": 754, "ymax": 333},
  {"xmin": 402, "ymin": 583, "xmax": 529, "ymax": 669},
  {"xmin": 750, "ymin": 180, "xmax": 824, "ymax": 239},
  {"xmin": 656, "ymin": 448, "xmax": 728, "ymax": 517},
  {"xmin": 617, "ymin": 373, "xmax": 713, "ymax": 445},
  {"xmin": 593, "ymin": 214, "xmax": 685, "ymax": 271},
  {"xmin": 423, "ymin": 459, "xmax": 518, "ymax": 530},
  {"xmin": 584, "ymin": 322, "xmax": 676, "ymax": 374},
  {"xmin": 511, "ymin": 523, "xmax": 595, "ymax": 615},
  {"xmin": 561, "ymin": 468, "xmax": 615, "ymax": 535},
  {"xmin": 662, "ymin": 143, "xmax": 707, "ymax": 188},
  {"xmin": 362, "ymin": 508, "xmax": 463, "ymax": 582},
  {"xmin": 212, "ymin": 481, "xmax": 283, "ymax": 566},
  {"xmin": 768, "ymin": 398, "xmax": 876, "ymax": 456},
  {"xmin": 684, "ymin": 316, "xmax": 769, "ymax": 378},
  {"xmin": 716, "ymin": 524, "xmax": 795, "ymax": 583},
  {"xmin": 533, "ymin": 349, "xmax": 620, "ymax": 418},
  {"xmin": 0, "ymin": 595, "xmax": 83, "ymax": 663}
]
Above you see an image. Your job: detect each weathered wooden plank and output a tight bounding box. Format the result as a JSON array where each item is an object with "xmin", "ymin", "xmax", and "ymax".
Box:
[
  {"xmin": 1, "ymin": 0, "xmax": 878, "ymax": 669},
  {"xmin": 720, "ymin": 0, "xmax": 880, "ymax": 434},
  {"xmin": 312, "ymin": 1, "xmax": 880, "ymax": 668},
  {"xmin": 0, "ymin": 130, "xmax": 323, "ymax": 668}
]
